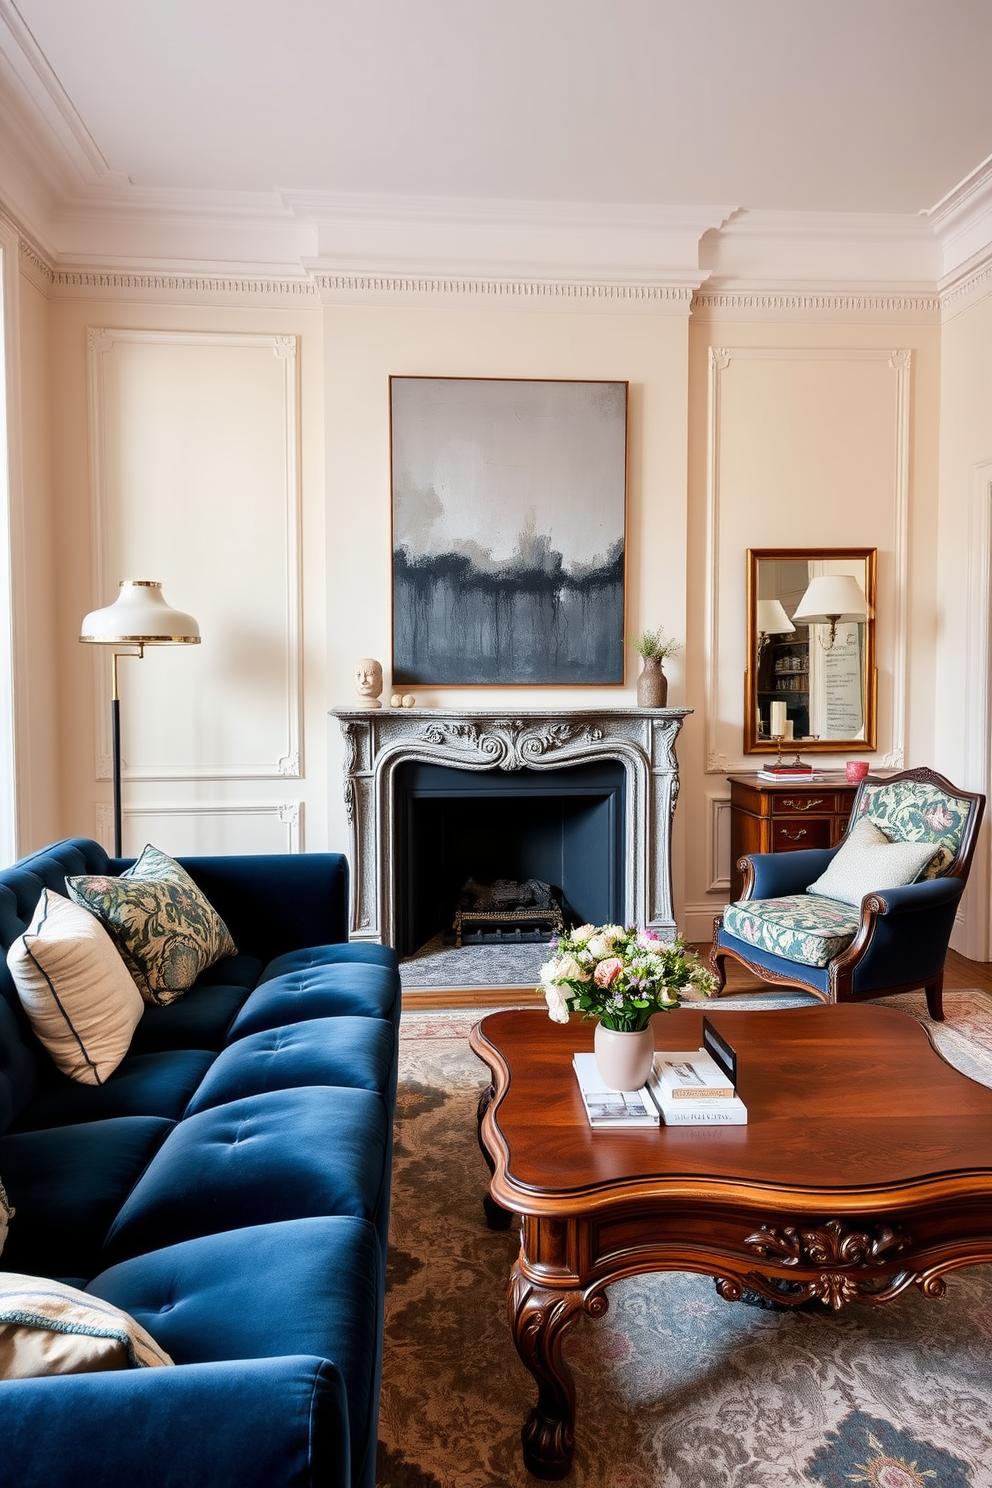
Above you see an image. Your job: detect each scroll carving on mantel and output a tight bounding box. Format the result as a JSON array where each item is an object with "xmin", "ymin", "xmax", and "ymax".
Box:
[{"xmin": 330, "ymin": 707, "xmax": 691, "ymax": 948}]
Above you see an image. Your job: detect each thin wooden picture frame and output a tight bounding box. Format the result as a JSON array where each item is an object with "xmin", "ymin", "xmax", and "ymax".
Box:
[{"xmin": 390, "ymin": 376, "xmax": 628, "ymax": 686}]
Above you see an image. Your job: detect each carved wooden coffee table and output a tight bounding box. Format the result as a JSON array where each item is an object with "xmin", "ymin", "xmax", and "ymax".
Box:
[{"xmin": 470, "ymin": 1004, "xmax": 992, "ymax": 1479}]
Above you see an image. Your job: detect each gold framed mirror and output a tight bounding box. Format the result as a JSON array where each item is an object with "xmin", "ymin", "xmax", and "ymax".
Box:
[{"xmin": 744, "ymin": 547, "xmax": 877, "ymax": 755}]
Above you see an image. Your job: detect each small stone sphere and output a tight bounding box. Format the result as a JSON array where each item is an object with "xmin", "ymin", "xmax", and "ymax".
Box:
[
  {"xmin": 401, "ymin": 694, "xmax": 416, "ymax": 708},
  {"xmin": 390, "ymin": 694, "xmax": 403, "ymax": 707}
]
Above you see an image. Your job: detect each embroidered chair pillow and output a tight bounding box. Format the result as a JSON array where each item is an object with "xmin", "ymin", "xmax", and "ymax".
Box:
[
  {"xmin": 0, "ymin": 1273, "xmax": 173, "ymax": 1378},
  {"xmin": 806, "ymin": 817, "xmax": 937, "ymax": 908},
  {"xmin": 6, "ymin": 889, "xmax": 144, "ymax": 1084},
  {"xmin": 66, "ymin": 844, "xmax": 237, "ymax": 1007}
]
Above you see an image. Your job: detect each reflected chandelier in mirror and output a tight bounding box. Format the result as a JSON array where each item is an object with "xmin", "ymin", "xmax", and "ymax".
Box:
[{"xmin": 744, "ymin": 548, "xmax": 877, "ymax": 755}]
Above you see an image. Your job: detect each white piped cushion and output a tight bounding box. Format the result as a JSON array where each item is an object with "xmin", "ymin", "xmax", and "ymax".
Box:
[{"xmin": 6, "ymin": 889, "xmax": 144, "ymax": 1084}]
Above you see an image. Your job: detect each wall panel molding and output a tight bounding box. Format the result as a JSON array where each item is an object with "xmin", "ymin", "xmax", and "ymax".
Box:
[
  {"xmin": 708, "ymin": 796, "xmax": 732, "ymax": 893},
  {"xmin": 703, "ymin": 346, "xmax": 911, "ymax": 776},
  {"xmin": 86, "ymin": 327, "xmax": 303, "ymax": 781},
  {"xmin": 97, "ymin": 800, "xmax": 303, "ymax": 855}
]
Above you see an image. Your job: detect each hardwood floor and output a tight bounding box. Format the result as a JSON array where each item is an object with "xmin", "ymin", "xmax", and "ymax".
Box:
[{"xmin": 403, "ymin": 946, "xmax": 992, "ymax": 1010}]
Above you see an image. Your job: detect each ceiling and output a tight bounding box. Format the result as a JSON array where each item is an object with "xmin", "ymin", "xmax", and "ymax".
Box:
[
  {"xmin": 8, "ymin": 0, "xmax": 992, "ymax": 213},
  {"xmin": 2, "ymin": 0, "xmax": 991, "ymax": 285}
]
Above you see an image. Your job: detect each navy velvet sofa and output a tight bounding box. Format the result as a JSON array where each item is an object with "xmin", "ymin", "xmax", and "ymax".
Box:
[{"xmin": 0, "ymin": 837, "xmax": 399, "ymax": 1488}]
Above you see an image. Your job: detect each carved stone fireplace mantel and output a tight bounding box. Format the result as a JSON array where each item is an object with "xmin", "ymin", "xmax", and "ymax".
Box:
[{"xmin": 331, "ymin": 707, "xmax": 691, "ymax": 948}]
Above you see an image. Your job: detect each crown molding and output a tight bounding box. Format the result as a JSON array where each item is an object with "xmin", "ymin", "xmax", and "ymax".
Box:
[
  {"xmin": 700, "ymin": 208, "xmax": 941, "ymax": 289},
  {"xmin": 284, "ymin": 191, "xmax": 735, "ymax": 294},
  {"xmin": 310, "ymin": 271, "xmax": 698, "ymax": 313},
  {"xmin": 692, "ymin": 286, "xmax": 940, "ymax": 322},
  {"xmin": 939, "ymin": 252, "xmax": 992, "ymax": 322},
  {"xmin": 928, "ymin": 152, "xmax": 992, "ymax": 279}
]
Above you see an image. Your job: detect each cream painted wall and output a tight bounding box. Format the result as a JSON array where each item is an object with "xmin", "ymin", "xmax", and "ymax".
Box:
[
  {"xmin": 936, "ymin": 292, "xmax": 992, "ymax": 957},
  {"xmin": 44, "ymin": 297, "xmax": 327, "ymax": 857},
  {"xmin": 321, "ymin": 301, "xmax": 694, "ymax": 908},
  {"xmin": 11, "ymin": 268, "xmax": 61, "ymax": 852},
  {"xmin": 7, "ymin": 266, "xmax": 971, "ymax": 953},
  {"xmin": 683, "ymin": 315, "xmax": 942, "ymax": 941}
]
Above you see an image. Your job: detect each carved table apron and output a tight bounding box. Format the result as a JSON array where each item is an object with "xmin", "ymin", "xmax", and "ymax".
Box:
[{"xmin": 469, "ymin": 1005, "xmax": 992, "ymax": 1480}]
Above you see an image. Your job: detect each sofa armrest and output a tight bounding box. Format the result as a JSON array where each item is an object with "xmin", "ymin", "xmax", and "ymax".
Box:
[
  {"xmin": 0, "ymin": 1356, "xmax": 350, "ymax": 1488},
  {"xmin": 176, "ymin": 854, "xmax": 350, "ymax": 963},
  {"xmin": 742, "ymin": 847, "xmax": 838, "ymax": 901}
]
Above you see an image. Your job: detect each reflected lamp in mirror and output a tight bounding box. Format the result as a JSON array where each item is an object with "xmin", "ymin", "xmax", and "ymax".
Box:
[
  {"xmin": 792, "ymin": 574, "xmax": 870, "ymax": 648},
  {"xmin": 744, "ymin": 548, "xmax": 876, "ymax": 755},
  {"xmin": 756, "ymin": 599, "xmax": 795, "ymax": 662}
]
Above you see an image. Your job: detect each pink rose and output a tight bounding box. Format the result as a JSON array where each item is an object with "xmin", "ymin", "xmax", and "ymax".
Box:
[{"xmin": 593, "ymin": 957, "xmax": 623, "ymax": 988}]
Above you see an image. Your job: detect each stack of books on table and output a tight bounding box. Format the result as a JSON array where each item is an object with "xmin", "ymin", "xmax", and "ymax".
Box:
[
  {"xmin": 572, "ymin": 1053, "xmax": 661, "ymax": 1127},
  {"xmin": 572, "ymin": 1048, "xmax": 748, "ymax": 1127},
  {"xmin": 649, "ymin": 1049, "xmax": 748, "ymax": 1125}
]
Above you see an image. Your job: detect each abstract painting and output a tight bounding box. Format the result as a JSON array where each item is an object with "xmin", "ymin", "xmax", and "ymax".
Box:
[{"xmin": 390, "ymin": 377, "xmax": 627, "ymax": 685}]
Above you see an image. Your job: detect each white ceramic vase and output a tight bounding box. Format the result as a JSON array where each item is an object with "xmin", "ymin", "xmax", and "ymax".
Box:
[{"xmin": 593, "ymin": 1021, "xmax": 655, "ymax": 1091}]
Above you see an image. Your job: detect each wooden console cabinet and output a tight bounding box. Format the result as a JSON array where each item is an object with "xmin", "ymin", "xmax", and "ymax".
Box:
[{"xmin": 726, "ymin": 773, "xmax": 858, "ymax": 901}]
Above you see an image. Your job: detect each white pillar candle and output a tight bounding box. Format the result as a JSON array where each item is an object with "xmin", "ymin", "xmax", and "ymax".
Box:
[
  {"xmin": 783, "ymin": 719, "xmax": 794, "ymax": 741},
  {"xmin": 770, "ymin": 700, "xmax": 787, "ymax": 736}
]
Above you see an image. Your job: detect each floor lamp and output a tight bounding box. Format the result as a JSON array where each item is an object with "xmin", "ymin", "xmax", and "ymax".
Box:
[{"xmin": 79, "ymin": 580, "xmax": 200, "ymax": 857}]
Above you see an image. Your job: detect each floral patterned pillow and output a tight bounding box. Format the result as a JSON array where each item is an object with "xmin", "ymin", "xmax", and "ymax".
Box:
[{"xmin": 66, "ymin": 845, "xmax": 237, "ymax": 1006}]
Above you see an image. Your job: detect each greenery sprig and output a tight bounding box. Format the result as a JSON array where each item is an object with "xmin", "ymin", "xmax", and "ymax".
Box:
[{"xmin": 629, "ymin": 626, "xmax": 682, "ymax": 661}]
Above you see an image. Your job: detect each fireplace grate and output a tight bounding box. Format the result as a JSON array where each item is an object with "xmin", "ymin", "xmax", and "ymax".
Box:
[{"xmin": 451, "ymin": 877, "xmax": 564, "ymax": 948}]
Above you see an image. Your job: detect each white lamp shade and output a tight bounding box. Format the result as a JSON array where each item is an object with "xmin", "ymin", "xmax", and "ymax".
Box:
[
  {"xmin": 79, "ymin": 580, "xmax": 200, "ymax": 645},
  {"xmin": 756, "ymin": 599, "xmax": 795, "ymax": 635},
  {"xmin": 792, "ymin": 575, "xmax": 868, "ymax": 625}
]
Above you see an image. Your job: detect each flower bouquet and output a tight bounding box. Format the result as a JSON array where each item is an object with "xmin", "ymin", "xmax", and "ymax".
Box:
[{"xmin": 539, "ymin": 923, "xmax": 716, "ymax": 1032}]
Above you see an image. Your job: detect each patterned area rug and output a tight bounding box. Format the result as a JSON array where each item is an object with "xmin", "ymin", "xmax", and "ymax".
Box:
[
  {"xmin": 399, "ymin": 935, "xmax": 551, "ymax": 990},
  {"xmin": 377, "ymin": 992, "xmax": 992, "ymax": 1488}
]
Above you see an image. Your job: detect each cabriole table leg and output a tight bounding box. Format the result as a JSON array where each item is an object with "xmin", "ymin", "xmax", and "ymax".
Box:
[{"xmin": 508, "ymin": 1266, "xmax": 608, "ymax": 1479}]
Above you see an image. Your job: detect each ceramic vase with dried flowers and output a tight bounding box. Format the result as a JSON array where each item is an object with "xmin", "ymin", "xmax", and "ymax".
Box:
[{"xmin": 630, "ymin": 627, "xmax": 681, "ymax": 709}]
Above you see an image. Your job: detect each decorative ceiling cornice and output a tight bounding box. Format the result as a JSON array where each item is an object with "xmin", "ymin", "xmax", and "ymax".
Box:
[
  {"xmin": 692, "ymin": 287, "xmax": 941, "ymax": 320},
  {"xmin": 311, "ymin": 272, "xmax": 697, "ymax": 312},
  {"xmin": 17, "ymin": 243, "xmax": 318, "ymax": 303},
  {"xmin": 937, "ymin": 251, "xmax": 992, "ymax": 322}
]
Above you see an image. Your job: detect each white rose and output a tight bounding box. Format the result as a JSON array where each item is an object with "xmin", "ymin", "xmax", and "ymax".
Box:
[
  {"xmin": 557, "ymin": 953, "xmax": 590, "ymax": 983},
  {"xmin": 572, "ymin": 923, "xmax": 597, "ymax": 941},
  {"xmin": 544, "ymin": 985, "xmax": 571, "ymax": 1024},
  {"xmin": 586, "ymin": 935, "xmax": 610, "ymax": 960}
]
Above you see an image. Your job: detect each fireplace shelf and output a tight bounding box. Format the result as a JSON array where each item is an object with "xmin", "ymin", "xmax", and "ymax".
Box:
[{"xmin": 331, "ymin": 707, "xmax": 691, "ymax": 950}]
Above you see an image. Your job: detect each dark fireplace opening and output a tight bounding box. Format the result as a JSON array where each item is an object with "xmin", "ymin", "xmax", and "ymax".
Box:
[{"xmin": 394, "ymin": 760, "xmax": 626, "ymax": 957}]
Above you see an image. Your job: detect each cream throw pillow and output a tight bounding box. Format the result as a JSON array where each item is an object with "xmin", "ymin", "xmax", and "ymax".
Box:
[
  {"xmin": 6, "ymin": 889, "xmax": 144, "ymax": 1085},
  {"xmin": 806, "ymin": 817, "xmax": 937, "ymax": 907},
  {"xmin": 0, "ymin": 1274, "xmax": 173, "ymax": 1377}
]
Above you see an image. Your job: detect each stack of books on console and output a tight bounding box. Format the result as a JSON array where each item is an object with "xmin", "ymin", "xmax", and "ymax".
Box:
[
  {"xmin": 756, "ymin": 767, "xmax": 842, "ymax": 782},
  {"xmin": 572, "ymin": 1047, "xmax": 748, "ymax": 1127}
]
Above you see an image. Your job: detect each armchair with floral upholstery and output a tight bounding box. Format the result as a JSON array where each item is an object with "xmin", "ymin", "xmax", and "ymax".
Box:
[{"xmin": 710, "ymin": 767, "xmax": 985, "ymax": 1021}]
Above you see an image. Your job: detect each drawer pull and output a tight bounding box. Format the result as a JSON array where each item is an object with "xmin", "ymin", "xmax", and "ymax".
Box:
[
  {"xmin": 780, "ymin": 828, "xmax": 808, "ymax": 841},
  {"xmin": 782, "ymin": 797, "xmax": 825, "ymax": 811}
]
